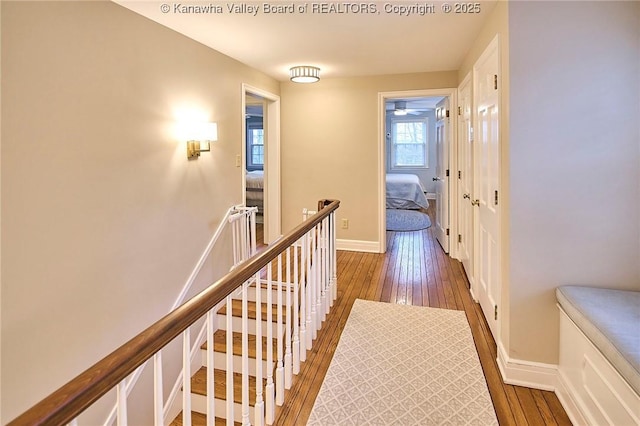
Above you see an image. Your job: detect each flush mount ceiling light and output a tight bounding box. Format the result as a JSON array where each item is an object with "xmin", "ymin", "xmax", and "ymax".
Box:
[{"xmin": 289, "ymin": 66, "xmax": 320, "ymax": 83}]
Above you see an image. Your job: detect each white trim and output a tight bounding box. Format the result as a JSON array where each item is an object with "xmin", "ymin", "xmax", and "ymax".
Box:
[
  {"xmin": 426, "ymin": 192, "xmax": 436, "ymax": 200},
  {"xmin": 242, "ymin": 84, "xmax": 281, "ymax": 245},
  {"xmin": 497, "ymin": 342, "xmax": 558, "ymax": 391},
  {"xmin": 378, "ymin": 89, "xmax": 458, "ymax": 255},
  {"xmin": 336, "ymin": 239, "xmax": 381, "ymax": 253},
  {"xmin": 556, "ymin": 368, "xmax": 591, "ymax": 426}
]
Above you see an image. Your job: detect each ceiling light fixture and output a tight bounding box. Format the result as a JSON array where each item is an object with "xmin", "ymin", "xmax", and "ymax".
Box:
[
  {"xmin": 393, "ymin": 101, "xmax": 408, "ymax": 116},
  {"xmin": 290, "ymin": 66, "xmax": 320, "ymax": 83}
]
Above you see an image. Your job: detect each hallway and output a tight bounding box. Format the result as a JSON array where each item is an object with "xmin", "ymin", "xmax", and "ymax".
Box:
[{"xmin": 273, "ymin": 203, "xmax": 572, "ymax": 425}]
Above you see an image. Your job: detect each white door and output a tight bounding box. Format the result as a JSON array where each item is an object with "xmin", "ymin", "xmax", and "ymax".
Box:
[
  {"xmin": 457, "ymin": 75, "xmax": 475, "ymax": 291},
  {"xmin": 434, "ymin": 98, "xmax": 450, "ymax": 253},
  {"xmin": 473, "ymin": 36, "xmax": 501, "ymax": 338}
]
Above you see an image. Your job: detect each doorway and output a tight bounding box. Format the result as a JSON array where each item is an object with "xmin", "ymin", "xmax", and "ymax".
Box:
[
  {"xmin": 377, "ymin": 89, "xmax": 458, "ymax": 254},
  {"xmin": 242, "ymin": 84, "xmax": 281, "ymax": 245}
]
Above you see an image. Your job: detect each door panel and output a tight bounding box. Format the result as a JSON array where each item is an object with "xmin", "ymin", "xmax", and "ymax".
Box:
[
  {"xmin": 434, "ymin": 98, "xmax": 450, "ymax": 253},
  {"xmin": 474, "ymin": 36, "xmax": 500, "ymax": 339},
  {"xmin": 457, "ymin": 76, "xmax": 474, "ymax": 290}
]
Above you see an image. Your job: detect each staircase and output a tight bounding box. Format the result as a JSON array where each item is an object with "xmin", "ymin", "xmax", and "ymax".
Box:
[
  {"xmin": 165, "ymin": 206, "xmax": 336, "ymax": 426},
  {"xmin": 170, "ymin": 286, "xmax": 286, "ymax": 425},
  {"xmin": 8, "ymin": 200, "xmax": 339, "ymax": 426}
]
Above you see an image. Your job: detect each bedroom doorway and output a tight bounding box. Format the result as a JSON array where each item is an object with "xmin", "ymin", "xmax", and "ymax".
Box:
[
  {"xmin": 242, "ymin": 84, "xmax": 281, "ymax": 245},
  {"xmin": 378, "ymin": 89, "xmax": 457, "ymax": 254}
]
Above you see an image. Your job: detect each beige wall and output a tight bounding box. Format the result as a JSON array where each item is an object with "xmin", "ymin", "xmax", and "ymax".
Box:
[
  {"xmin": 280, "ymin": 71, "xmax": 457, "ymax": 243},
  {"xmin": 506, "ymin": 0, "xmax": 640, "ymax": 364},
  {"xmin": 1, "ymin": 1, "xmax": 278, "ymax": 422}
]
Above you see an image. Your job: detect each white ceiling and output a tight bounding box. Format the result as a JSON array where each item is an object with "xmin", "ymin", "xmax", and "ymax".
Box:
[{"xmin": 115, "ymin": 1, "xmax": 497, "ymax": 81}]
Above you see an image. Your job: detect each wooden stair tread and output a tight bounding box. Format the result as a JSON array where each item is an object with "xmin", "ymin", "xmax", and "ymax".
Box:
[
  {"xmin": 191, "ymin": 367, "xmax": 265, "ymax": 404},
  {"xmin": 170, "ymin": 411, "xmax": 239, "ymax": 426},
  {"xmin": 218, "ymin": 299, "xmax": 278, "ymax": 319},
  {"xmin": 202, "ymin": 330, "xmax": 278, "ymax": 358}
]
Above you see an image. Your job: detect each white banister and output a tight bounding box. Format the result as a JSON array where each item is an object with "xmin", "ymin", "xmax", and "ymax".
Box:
[
  {"xmin": 241, "ymin": 283, "xmax": 250, "ymax": 426},
  {"xmin": 299, "ymin": 232, "xmax": 307, "ymax": 362}
]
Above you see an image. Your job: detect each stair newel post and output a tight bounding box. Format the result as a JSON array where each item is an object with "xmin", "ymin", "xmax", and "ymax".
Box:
[
  {"xmin": 299, "ymin": 231, "xmax": 307, "ymax": 361},
  {"xmin": 241, "ymin": 282, "xmax": 250, "ymax": 426},
  {"xmin": 206, "ymin": 310, "xmax": 215, "ymax": 426},
  {"xmin": 292, "ymin": 237, "xmax": 301, "ymax": 373},
  {"xmin": 284, "ymin": 246, "xmax": 293, "ymax": 389},
  {"xmin": 276, "ymin": 254, "xmax": 285, "ymax": 405},
  {"xmin": 225, "ymin": 295, "xmax": 234, "ymax": 425},
  {"xmin": 254, "ymin": 272, "xmax": 265, "ymax": 426},
  {"xmin": 305, "ymin": 225, "xmax": 314, "ymax": 349},
  {"xmin": 265, "ymin": 263, "xmax": 275, "ymax": 424},
  {"xmin": 181, "ymin": 329, "xmax": 192, "ymax": 426},
  {"xmin": 153, "ymin": 352, "xmax": 163, "ymax": 426},
  {"xmin": 331, "ymin": 211, "xmax": 338, "ymax": 304},
  {"xmin": 116, "ymin": 380, "xmax": 128, "ymax": 426}
]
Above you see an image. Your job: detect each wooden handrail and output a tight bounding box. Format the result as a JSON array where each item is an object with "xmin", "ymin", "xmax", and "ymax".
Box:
[{"xmin": 9, "ymin": 199, "xmax": 340, "ymax": 426}]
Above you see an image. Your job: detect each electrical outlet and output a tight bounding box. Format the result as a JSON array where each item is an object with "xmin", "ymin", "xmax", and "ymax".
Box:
[
  {"xmin": 341, "ymin": 219, "xmax": 349, "ymax": 229},
  {"xmin": 235, "ymin": 154, "xmax": 241, "ymax": 167}
]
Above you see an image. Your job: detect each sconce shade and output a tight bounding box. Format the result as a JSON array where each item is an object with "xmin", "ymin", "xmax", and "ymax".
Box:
[
  {"xmin": 290, "ymin": 66, "xmax": 320, "ymax": 83},
  {"xmin": 180, "ymin": 121, "xmax": 217, "ymax": 160}
]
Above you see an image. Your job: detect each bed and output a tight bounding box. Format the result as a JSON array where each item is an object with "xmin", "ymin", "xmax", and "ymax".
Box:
[
  {"xmin": 386, "ymin": 173, "xmax": 429, "ymax": 210},
  {"xmin": 246, "ymin": 170, "xmax": 264, "ymax": 213}
]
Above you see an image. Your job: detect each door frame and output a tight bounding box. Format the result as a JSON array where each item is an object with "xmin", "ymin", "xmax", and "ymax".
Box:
[
  {"xmin": 242, "ymin": 84, "xmax": 281, "ymax": 244},
  {"xmin": 377, "ymin": 88, "xmax": 458, "ymax": 254}
]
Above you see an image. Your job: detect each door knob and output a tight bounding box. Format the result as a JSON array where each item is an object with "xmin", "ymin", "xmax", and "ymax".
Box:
[
  {"xmin": 471, "ymin": 199, "xmax": 480, "ymax": 206},
  {"xmin": 432, "ymin": 177, "xmax": 441, "ymax": 181},
  {"xmin": 463, "ymin": 194, "xmax": 470, "ymax": 199}
]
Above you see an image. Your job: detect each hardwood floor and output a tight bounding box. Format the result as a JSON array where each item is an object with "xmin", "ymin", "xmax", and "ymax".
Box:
[{"xmin": 273, "ymin": 202, "xmax": 572, "ymax": 425}]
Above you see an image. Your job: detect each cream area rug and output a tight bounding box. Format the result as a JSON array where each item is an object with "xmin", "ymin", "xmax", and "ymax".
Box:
[{"xmin": 308, "ymin": 299, "xmax": 498, "ymax": 425}]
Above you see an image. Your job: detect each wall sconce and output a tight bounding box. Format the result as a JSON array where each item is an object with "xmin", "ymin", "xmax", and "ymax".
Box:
[
  {"xmin": 180, "ymin": 122, "xmax": 218, "ymax": 160},
  {"xmin": 290, "ymin": 66, "xmax": 320, "ymax": 83}
]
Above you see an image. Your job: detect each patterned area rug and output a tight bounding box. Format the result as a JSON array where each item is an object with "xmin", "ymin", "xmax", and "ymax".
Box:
[
  {"xmin": 386, "ymin": 209, "xmax": 431, "ymax": 232},
  {"xmin": 308, "ymin": 299, "xmax": 498, "ymax": 425}
]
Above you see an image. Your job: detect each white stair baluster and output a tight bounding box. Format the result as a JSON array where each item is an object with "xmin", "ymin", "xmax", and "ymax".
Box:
[
  {"xmin": 284, "ymin": 247, "xmax": 292, "ymax": 389},
  {"xmin": 265, "ymin": 263, "xmax": 275, "ymax": 424},
  {"xmin": 182, "ymin": 329, "xmax": 191, "ymax": 426},
  {"xmin": 117, "ymin": 380, "xmax": 128, "ymax": 426},
  {"xmin": 153, "ymin": 352, "xmax": 163, "ymax": 426},
  {"xmin": 254, "ymin": 273, "xmax": 265, "ymax": 426},
  {"xmin": 241, "ymin": 283, "xmax": 250, "ymax": 426},
  {"xmin": 305, "ymin": 227, "xmax": 314, "ymax": 349},
  {"xmin": 315, "ymin": 223, "xmax": 322, "ymax": 332},
  {"xmin": 226, "ymin": 295, "xmax": 234, "ymax": 426},
  {"xmin": 276, "ymin": 254, "xmax": 284, "ymax": 405},
  {"xmin": 331, "ymin": 211, "xmax": 338, "ymax": 303},
  {"xmin": 320, "ymin": 219, "xmax": 327, "ymax": 321},
  {"xmin": 323, "ymin": 216, "xmax": 330, "ymax": 317},
  {"xmin": 292, "ymin": 238, "xmax": 301, "ymax": 374},
  {"xmin": 299, "ymin": 232, "xmax": 307, "ymax": 361},
  {"xmin": 206, "ymin": 310, "xmax": 215, "ymax": 426}
]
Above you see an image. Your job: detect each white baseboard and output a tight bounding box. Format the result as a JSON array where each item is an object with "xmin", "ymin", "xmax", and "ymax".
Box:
[
  {"xmin": 497, "ymin": 343, "xmax": 558, "ymax": 391},
  {"xmin": 336, "ymin": 239, "xmax": 381, "ymax": 253},
  {"xmin": 426, "ymin": 192, "xmax": 436, "ymax": 200}
]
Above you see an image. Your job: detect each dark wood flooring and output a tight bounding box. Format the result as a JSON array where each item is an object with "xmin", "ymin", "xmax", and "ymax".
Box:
[{"xmin": 272, "ymin": 202, "xmax": 572, "ymax": 425}]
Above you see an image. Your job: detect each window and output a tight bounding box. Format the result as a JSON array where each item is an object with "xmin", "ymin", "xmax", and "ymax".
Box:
[
  {"xmin": 391, "ymin": 118, "xmax": 428, "ymax": 169},
  {"xmin": 249, "ymin": 129, "xmax": 264, "ymax": 166},
  {"xmin": 246, "ymin": 116, "xmax": 264, "ymax": 170}
]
